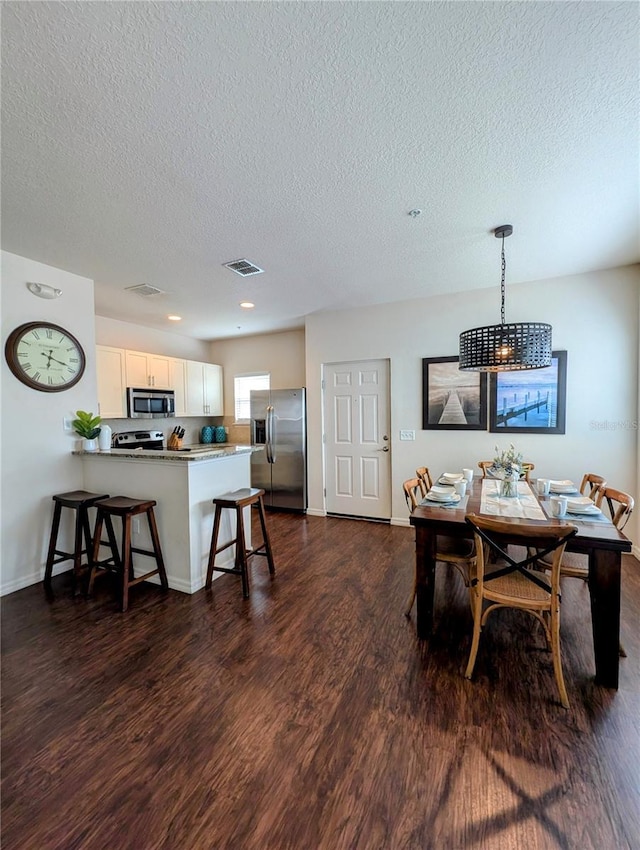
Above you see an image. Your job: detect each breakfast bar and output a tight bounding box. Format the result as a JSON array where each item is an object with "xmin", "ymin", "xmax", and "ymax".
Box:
[{"xmin": 74, "ymin": 445, "xmax": 258, "ymax": 593}]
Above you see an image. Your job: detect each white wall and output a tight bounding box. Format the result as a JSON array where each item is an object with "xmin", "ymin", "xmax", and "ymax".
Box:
[
  {"xmin": 209, "ymin": 329, "xmax": 305, "ymax": 418},
  {"xmin": 1, "ymin": 251, "xmax": 97, "ymax": 593},
  {"xmin": 95, "ymin": 315, "xmax": 211, "ymax": 361},
  {"xmin": 305, "ymin": 266, "xmax": 640, "ymax": 550}
]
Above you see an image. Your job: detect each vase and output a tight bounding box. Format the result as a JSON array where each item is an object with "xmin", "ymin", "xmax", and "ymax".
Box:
[
  {"xmin": 83, "ymin": 438, "xmax": 98, "ymax": 452},
  {"xmin": 200, "ymin": 426, "xmax": 214, "ymax": 444},
  {"xmin": 98, "ymin": 424, "xmax": 112, "ymax": 452},
  {"xmin": 214, "ymin": 425, "xmax": 227, "ymax": 443},
  {"xmin": 499, "ymin": 472, "xmax": 519, "ymax": 498}
]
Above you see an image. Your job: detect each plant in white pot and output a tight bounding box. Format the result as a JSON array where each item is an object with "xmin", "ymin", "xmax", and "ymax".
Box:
[{"xmin": 73, "ymin": 410, "xmax": 102, "ymax": 452}]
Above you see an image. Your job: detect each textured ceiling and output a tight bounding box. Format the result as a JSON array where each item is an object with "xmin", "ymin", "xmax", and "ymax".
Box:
[{"xmin": 2, "ymin": 1, "xmax": 638, "ymax": 340}]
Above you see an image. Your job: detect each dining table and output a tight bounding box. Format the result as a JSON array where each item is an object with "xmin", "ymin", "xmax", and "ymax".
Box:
[{"xmin": 409, "ymin": 476, "xmax": 633, "ymax": 689}]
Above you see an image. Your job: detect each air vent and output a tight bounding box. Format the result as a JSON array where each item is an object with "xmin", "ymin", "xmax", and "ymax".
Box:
[
  {"xmin": 125, "ymin": 284, "xmax": 166, "ymax": 297},
  {"xmin": 222, "ymin": 259, "xmax": 264, "ymax": 276}
]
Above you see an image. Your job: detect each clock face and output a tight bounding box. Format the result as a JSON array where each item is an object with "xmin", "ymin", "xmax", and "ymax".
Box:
[{"xmin": 5, "ymin": 322, "xmax": 86, "ymax": 392}]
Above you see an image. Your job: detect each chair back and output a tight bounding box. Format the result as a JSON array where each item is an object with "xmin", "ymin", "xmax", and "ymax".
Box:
[
  {"xmin": 403, "ymin": 477, "xmax": 426, "ymax": 512},
  {"xmin": 478, "ymin": 461, "xmax": 535, "ymax": 482},
  {"xmin": 465, "ymin": 513, "xmax": 578, "ymax": 593},
  {"xmin": 579, "ymin": 473, "xmax": 607, "ymax": 500},
  {"xmin": 596, "ymin": 487, "xmax": 634, "ymax": 531},
  {"xmin": 415, "ymin": 466, "xmax": 433, "ymax": 491}
]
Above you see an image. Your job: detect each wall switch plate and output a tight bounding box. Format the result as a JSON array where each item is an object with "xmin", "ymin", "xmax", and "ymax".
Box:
[
  {"xmin": 400, "ymin": 430, "xmax": 415, "ymax": 441},
  {"xmin": 132, "ymin": 518, "xmax": 140, "ymax": 534},
  {"xmin": 63, "ymin": 417, "xmax": 73, "ymax": 432}
]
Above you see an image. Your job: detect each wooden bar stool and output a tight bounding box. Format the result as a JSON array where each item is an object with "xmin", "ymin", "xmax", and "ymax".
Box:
[
  {"xmin": 44, "ymin": 490, "xmax": 110, "ymax": 594},
  {"xmin": 88, "ymin": 496, "xmax": 169, "ymax": 612},
  {"xmin": 205, "ymin": 488, "xmax": 275, "ymax": 598}
]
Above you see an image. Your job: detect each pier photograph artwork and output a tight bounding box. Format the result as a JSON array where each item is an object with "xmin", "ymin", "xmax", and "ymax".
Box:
[
  {"xmin": 422, "ymin": 356, "xmax": 487, "ymax": 431},
  {"xmin": 489, "ymin": 350, "xmax": 567, "ymax": 434}
]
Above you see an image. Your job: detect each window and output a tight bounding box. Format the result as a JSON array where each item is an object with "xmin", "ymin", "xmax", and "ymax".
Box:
[{"xmin": 234, "ymin": 373, "xmax": 270, "ymax": 423}]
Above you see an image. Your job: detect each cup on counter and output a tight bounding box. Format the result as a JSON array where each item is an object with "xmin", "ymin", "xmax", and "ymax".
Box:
[
  {"xmin": 536, "ymin": 478, "xmax": 550, "ymax": 496},
  {"xmin": 550, "ymin": 495, "xmax": 568, "ymax": 517},
  {"xmin": 454, "ymin": 480, "xmax": 467, "ymax": 497},
  {"xmin": 462, "ymin": 468, "xmax": 474, "ymax": 483}
]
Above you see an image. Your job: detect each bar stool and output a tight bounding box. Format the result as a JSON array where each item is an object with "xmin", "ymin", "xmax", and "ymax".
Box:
[
  {"xmin": 44, "ymin": 490, "xmax": 110, "ymax": 594},
  {"xmin": 205, "ymin": 488, "xmax": 275, "ymax": 598},
  {"xmin": 88, "ymin": 496, "xmax": 169, "ymax": 612}
]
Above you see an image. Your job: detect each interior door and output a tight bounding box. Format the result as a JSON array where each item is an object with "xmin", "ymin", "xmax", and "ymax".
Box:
[{"xmin": 323, "ymin": 359, "xmax": 391, "ymax": 519}]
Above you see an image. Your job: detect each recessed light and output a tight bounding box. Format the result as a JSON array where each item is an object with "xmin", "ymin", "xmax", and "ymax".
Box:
[
  {"xmin": 167, "ymin": 315, "xmax": 182, "ymax": 321},
  {"xmin": 239, "ymin": 301, "xmax": 255, "ymax": 309}
]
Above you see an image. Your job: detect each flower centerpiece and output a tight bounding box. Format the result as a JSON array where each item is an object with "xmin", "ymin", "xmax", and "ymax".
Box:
[{"xmin": 490, "ymin": 444, "xmax": 522, "ymax": 498}]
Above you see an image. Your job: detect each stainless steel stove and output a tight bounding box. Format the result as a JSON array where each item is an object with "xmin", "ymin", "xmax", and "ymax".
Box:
[{"xmin": 112, "ymin": 430, "xmax": 165, "ymax": 450}]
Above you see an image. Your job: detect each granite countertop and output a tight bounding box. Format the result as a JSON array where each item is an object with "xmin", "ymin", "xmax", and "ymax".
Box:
[{"xmin": 73, "ymin": 444, "xmax": 262, "ymax": 462}]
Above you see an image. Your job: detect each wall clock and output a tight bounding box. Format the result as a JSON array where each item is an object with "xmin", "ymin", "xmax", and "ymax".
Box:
[{"xmin": 4, "ymin": 322, "xmax": 86, "ymax": 392}]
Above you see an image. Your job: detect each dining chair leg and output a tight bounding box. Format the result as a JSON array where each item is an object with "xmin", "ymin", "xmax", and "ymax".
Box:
[
  {"xmin": 550, "ymin": 603, "xmax": 569, "ymax": 709},
  {"xmin": 404, "ymin": 580, "xmax": 416, "ymax": 617},
  {"xmin": 465, "ymin": 593, "xmax": 483, "ymax": 679}
]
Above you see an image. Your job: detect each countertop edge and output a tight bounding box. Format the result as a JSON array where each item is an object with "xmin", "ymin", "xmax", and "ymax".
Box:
[{"xmin": 72, "ymin": 444, "xmax": 260, "ymax": 462}]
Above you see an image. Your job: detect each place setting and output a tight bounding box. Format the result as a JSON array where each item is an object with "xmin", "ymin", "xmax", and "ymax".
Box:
[{"xmin": 422, "ymin": 473, "xmax": 471, "ymax": 509}]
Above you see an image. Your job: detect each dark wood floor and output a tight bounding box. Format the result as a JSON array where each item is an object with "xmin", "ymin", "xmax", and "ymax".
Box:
[{"xmin": 2, "ymin": 512, "xmax": 639, "ymax": 850}]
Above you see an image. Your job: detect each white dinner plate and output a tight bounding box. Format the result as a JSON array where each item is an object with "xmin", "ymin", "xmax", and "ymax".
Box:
[
  {"xmin": 424, "ymin": 493, "xmax": 461, "ymax": 504},
  {"xmin": 430, "ymin": 484, "xmax": 456, "ymax": 495},
  {"xmin": 441, "ymin": 473, "xmax": 463, "ymax": 482},
  {"xmin": 566, "ymin": 502, "xmax": 601, "ymax": 515},
  {"xmin": 549, "ymin": 480, "xmax": 578, "ymax": 494}
]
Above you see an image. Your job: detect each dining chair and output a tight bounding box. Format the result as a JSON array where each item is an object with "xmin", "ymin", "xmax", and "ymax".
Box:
[
  {"xmin": 464, "ymin": 514, "xmax": 578, "ymax": 709},
  {"xmin": 478, "ymin": 460, "xmax": 535, "ymax": 482},
  {"xmin": 402, "ymin": 478, "xmax": 476, "ymax": 616},
  {"xmin": 579, "ymin": 472, "xmax": 607, "ymax": 500}
]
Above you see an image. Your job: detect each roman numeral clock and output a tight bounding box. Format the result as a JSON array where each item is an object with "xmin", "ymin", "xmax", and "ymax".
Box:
[{"xmin": 5, "ymin": 322, "xmax": 86, "ymax": 392}]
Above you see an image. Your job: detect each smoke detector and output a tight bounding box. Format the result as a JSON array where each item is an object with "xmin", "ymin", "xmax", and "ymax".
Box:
[
  {"xmin": 222, "ymin": 259, "xmax": 264, "ymax": 276},
  {"xmin": 125, "ymin": 283, "xmax": 166, "ymax": 297}
]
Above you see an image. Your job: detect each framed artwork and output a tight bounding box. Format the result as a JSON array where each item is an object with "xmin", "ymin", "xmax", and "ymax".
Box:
[
  {"xmin": 489, "ymin": 350, "xmax": 567, "ymax": 434},
  {"xmin": 422, "ymin": 356, "xmax": 488, "ymax": 430}
]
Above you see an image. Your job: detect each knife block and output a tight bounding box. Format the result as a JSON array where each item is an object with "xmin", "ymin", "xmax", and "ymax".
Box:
[{"xmin": 167, "ymin": 433, "xmax": 183, "ymax": 450}]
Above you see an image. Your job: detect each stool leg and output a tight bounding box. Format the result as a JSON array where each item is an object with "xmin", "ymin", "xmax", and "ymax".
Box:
[
  {"xmin": 121, "ymin": 515, "xmax": 132, "ymax": 613},
  {"xmin": 146, "ymin": 507, "xmax": 168, "ymax": 591},
  {"xmin": 88, "ymin": 509, "xmax": 104, "ymax": 596},
  {"xmin": 71, "ymin": 505, "xmax": 85, "ymax": 595},
  {"xmin": 256, "ymin": 497, "xmax": 275, "ymax": 575},
  {"xmin": 236, "ymin": 506, "xmax": 250, "ymax": 598},
  {"xmin": 205, "ymin": 505, "xmax": 223, "ymax": 589},
  {"xmin": 44, "ymin": 502, "xmax": 63, "ymax": 591}
]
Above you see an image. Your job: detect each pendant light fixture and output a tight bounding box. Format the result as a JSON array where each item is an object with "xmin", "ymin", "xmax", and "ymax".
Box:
[{"xmin": 458, "ymin": 225, "xmax": 552, "ymax": 371}]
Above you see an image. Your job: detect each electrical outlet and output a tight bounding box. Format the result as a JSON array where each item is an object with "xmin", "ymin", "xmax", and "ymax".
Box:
[
  {"xmin": 132, "ymin": 518, "xmax": 141, "ymax": 534},
  {"xmin": 399, "ymin": 430, "xmax": 415, "ymax": 441},
  {"xmin": 63, "ymin": 417, "xmax": 73, "ymax": 432}
]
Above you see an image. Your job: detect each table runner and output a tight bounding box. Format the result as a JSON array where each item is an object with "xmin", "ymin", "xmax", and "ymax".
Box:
[{"xmin": 480, "ymin": 479, "xmax": 546, "ymax": 520}]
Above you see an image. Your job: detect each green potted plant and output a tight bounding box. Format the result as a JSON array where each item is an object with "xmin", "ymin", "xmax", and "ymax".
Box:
[{"xmin": 73, "ymin": 410, "xmax": 102, "ymax": 452}]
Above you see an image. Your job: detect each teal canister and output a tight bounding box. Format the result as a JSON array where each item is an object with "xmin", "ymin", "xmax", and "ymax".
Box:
[
  {"xmin": 200, "ymin": 425, "xmax": 214, "ymax": 444},
  {"xmin": 214, "ymin": 425, "xmax": 227, "ymax": 443}
]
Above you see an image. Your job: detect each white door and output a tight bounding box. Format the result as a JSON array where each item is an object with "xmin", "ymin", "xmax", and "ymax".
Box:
[{"xmin": 323, "ymin": 359, "xmax": 391, "ymax": 519}]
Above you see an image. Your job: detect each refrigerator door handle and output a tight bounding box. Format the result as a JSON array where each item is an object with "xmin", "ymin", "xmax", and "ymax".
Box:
[{"xmin": 266, "ymin": 405, "xmax": 276, "ymax": 463}]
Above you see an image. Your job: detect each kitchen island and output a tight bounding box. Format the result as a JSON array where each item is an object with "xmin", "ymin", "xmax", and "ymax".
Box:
[{"xmin": 74, "ymin": 445, "xmax": 261, "ymax": 593}]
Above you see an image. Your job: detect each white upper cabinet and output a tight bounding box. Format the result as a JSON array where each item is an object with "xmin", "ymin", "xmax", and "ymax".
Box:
[
  {"xmin": 186, "ymin": 361, "xmax": 223, "ymax": 416},
  {"xmin": 96, "ymin": 346, "xmax": 126, "ymax": 418},
  {"xmin": 125, "ymin": 350, "xmax": 172, "ymax": 389},
  {"xmin": 169, "ymin": 358, "xmax": 187, "ymax": 416}
]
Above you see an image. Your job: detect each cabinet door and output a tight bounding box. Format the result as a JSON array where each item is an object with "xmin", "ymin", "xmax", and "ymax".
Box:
[
  {"xmin": 125, "ymin": 350, "xmax": 151, "ymax": 387},
  {"xmin": 203, "ymin": 364, "xmax": 223, "ymax": 416},
  {"xmin": 185, "ymin": 360, "xmax": 205, "ymax": 415},
  {"xmin": 96, "ymin": 346, "xmax": 126, "ymax": 418},
  {"xmin": 169, "ymin": 358, "xmax": 187, "ymax": 416},
  {"xmin": 148, "ymin": 355, "xmax": 171, "ymax": 389}
]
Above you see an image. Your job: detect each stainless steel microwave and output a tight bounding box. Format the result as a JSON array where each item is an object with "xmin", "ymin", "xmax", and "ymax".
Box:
[{"xmin": 126, "ymin": 387, "xmax": 175, "ymax": 419}]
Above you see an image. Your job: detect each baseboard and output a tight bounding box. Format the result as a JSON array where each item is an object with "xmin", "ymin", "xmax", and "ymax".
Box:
[
  {"xmin": 306, "ymin": 508, "xmax": 326, "ymax": 517},
  {"xmin": 390, "ymin": 516, "xmax": 410, "ymax": 527}
]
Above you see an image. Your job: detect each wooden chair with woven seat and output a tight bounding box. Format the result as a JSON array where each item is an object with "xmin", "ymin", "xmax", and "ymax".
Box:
[
  {"xmin": 578, "ymin": 472, "xmax": 607, "ymax": 501},
  {"xmin": 403, "ymin": 477, "xmax": 476, "ymax": 617},
  {"xmin": 478, "ymin": 460, "xmax": 535, "ymax": 482},
  {"xmin": 464, "ymin": 514, "xmax": 578, "ymax": 709}
]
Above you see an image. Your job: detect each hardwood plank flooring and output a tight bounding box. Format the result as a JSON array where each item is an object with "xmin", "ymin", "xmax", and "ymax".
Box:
[{"xmin": 2, "ymin": 512, "xmax": 639, "ymax": 850}]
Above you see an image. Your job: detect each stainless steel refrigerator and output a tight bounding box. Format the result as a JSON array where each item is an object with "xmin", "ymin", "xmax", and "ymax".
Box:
[{"xmin": 250, "ymin": 388, "xmax": 307, "ymax": 511}]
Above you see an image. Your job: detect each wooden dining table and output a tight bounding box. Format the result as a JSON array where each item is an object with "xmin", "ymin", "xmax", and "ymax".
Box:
[{"xmin": 409, "ymin": 477, "xmax": 633, "ymax": 689}]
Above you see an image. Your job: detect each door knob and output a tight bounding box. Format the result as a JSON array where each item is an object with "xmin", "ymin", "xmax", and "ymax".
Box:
[{"xmin": 377, "ymin": 446, "xmax": 389, "ymax": 452}]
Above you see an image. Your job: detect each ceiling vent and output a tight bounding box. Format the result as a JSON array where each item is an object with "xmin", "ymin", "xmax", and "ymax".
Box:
[
  {"xmin": 125, "ymin": 283, "xmax": 166, "ymax": 297},
  {"xmin": 222, "ymin": 259, "xmax": 264, "ymax": 276}
]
